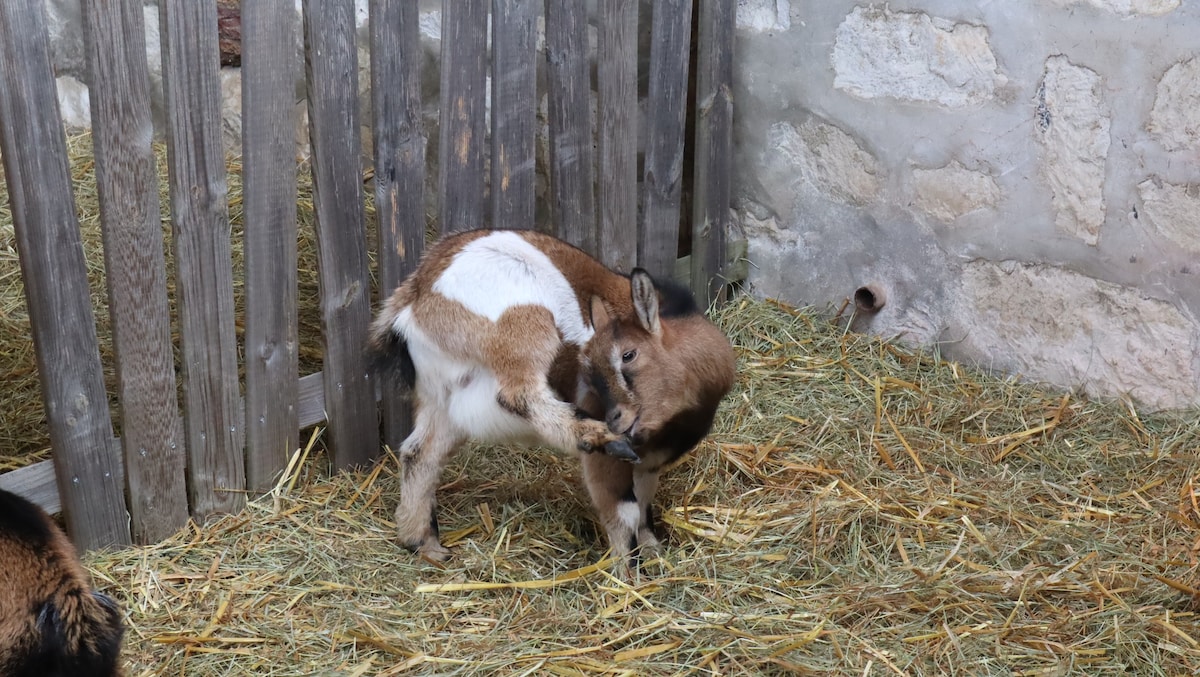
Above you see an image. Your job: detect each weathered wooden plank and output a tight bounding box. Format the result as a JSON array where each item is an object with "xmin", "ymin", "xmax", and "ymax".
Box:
[
  {"xmin": 438, "ymin": 0, "xmax": 489, "ymax": 233},
  {"xmin": 0, "ymin": 460, "xmax": 62, "ymax": 516},
  {"xmin": 639, "ymin": 0, "xmax": 693, "ymax": 278},
  {"xmin": 303, "ymin": 0, "xmax": 379, "ymax": 469},
  {"xmin": 491, "ymin": 0, "xmax": 538, "ymax": 230},
  {"xmin": 0, "ymin": 0, "xmax": 131, "ymax": 549},
  {"xmin": 544, "ymin": 0, "xmax": 597, "ymax": 254},
  {"xmin": 82, "ymin": 0, "xmax": 188, "ymax": 542},
  {"xmin": 596, "ymin": 0, "xmax": 638, "ymax": 271},
  {"xmin": 297, "ymin": 372, "xmax": 327, "ymax": 430},
  {"xmin": 690, "ymin": 0, "xmax": 734, "ymax": 306},
  {"xmin": 242, "ymin": 0, "xmax": 301, "ymax": 490},
  {"xmin": 370, "ymin": 0, "xmax": 425, "ymax": 451},
  {"xmin": 157, "ymin": 0, "xmax": 246, "ymax": 518}
]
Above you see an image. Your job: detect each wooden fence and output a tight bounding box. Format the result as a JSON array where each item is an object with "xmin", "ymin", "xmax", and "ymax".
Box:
[{"xmin": 0, "ymin": 0, "xmax": 734, "ymax": 550}]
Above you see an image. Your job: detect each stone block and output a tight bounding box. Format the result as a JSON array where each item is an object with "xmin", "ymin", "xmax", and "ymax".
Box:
[
  {"xmin": 1035, "ymin": 56, "xmax": 1109, "ymax": 246},
  {"xmin": 832, "ymin": 6, "xmax": 1004, "ymax": 108},
  {"xmin": 912, "ymin": 162, "xmax": 1001, "ymax": 223}
]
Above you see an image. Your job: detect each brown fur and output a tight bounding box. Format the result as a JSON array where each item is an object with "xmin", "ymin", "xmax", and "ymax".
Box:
[
  {"xmin": 0, "ymin": 489, "xmax": 124, "ymax": 677},
  {"xmin": 368, "ymin": 230, "xmax": 737, "ymax": 567}
]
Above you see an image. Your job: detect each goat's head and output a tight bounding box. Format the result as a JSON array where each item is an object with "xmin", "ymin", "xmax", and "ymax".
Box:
[{"xmin": 582, "ymin": 270, "xmax": 735, "ymax": 455}]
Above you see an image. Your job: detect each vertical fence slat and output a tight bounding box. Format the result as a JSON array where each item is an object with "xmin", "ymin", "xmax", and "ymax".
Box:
[
  {"xmin": 83, "ymin": 0, "xmax": 188, "ymax": 542},
  {"xmin": 639, "ymin": 0, "xmax": 693, "ymax": 278},
  {"xmin": 242, "ymin": 0, "xmax": 300, "ymax": 491},
  {"xmin": 544, "ymin": 0, "xmax": 596, "ymax": 253},
  {"xmin": 439, "ymin": 0, "xmax": 489, "ymax": 233},
  {"xmin": 0, "ymin": 0, "xmax": 130, "ymax": 549},
  {"xmin": 597, "ymin": 0, "xmax": 638, "ymax": 271},
  {"xmin": 158, "ymin": 0, "xmax": 246, "ymax": 518},
  {"xmin": 690, "ymin": 0, "xmax": 733, "ymax": 306},
  {"xmin": 491, "ymin": 0, "xmax": 538, "ymax": 230},
  {"xmin": 371, "ymin": 0, "xmax": 425, "ymax": 451},
  {"xmin": 303, "ymin": 0, "xmax": 379, "ymax": 469}
]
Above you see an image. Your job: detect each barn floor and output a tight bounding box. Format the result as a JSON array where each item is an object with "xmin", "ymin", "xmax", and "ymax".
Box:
[{"xmin": 82, "ymin": 298, "xmax": 1200, "ymax": 676}]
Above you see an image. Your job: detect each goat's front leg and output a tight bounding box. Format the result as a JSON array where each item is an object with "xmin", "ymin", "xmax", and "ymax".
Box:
[
  {"xmin": 487, "ymin": 307, "xmax": 634, "ymax": 460},
  {"xmin": 579, "ymin": 450, "xmax": 670, "ymax": 570},
  {"xmin": 395, "ymin": 403, "xmax": 463, "ymax": 562},
  {"xmin": 580, "ymin": 450, "xmax": 638, "ymax": 564}
]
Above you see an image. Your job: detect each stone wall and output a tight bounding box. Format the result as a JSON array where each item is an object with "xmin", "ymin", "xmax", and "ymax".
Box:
[{"xmin": 735, "ymin": 0, "xmax": 1200, "ymax": 410}]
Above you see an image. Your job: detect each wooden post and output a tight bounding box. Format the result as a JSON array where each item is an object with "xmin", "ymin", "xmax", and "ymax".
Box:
[
  {"xmin": 82, "ymin": 0, "xmax": 189, "ymax": 542},
  {"xmin": 596, "ymin": 0, "xmax": 638, "ymax": 271},
  {"xmin": 690, "ymin": 0, "xmax": 734, "ymax": 306},
  {"xmin": 303, "ymin": 0, "xmax": 379, "ymax": 469},
  {"xmin": 157, "ymin": 0, "xmax": 246, "ymax": 518},
  {"xmin": 0, "ymin": 0, "xmax": 130, "ymax": 549},
  {"xmin": 242, "ymin": 0, "xmax": 301, "ymax": 491},
  {"xmin": 439, "ymin": 0, "xmax": 489, "ymax": 233},
  {"xmin": 370, "ymin": 0, "xmax": 426, "ymax": 451},
  {"xmin": 491, "ymin": 0, "xmax": 538, "ymax": 231},
  {"xmin": 639, "ymin": 0, "xmax": 693, "ymax": 279},
  {"xmin": 545, "ymin": 0, "xmax": 597, "ymax": 254}
]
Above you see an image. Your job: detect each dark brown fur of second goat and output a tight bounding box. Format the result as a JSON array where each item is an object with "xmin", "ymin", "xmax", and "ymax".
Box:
[{"xmin": 0, "ymin": 488, "xmax": 124, "ymax": 677}]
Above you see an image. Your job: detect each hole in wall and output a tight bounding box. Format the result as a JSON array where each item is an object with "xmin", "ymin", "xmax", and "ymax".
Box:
[{"xmin": 854, "ymin": 285, "xmax": 886, "ymax": 314}]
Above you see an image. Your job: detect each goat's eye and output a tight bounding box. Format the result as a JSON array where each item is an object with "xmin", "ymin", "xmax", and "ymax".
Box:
[{"xmin": 621, "ymin": 349, "xmax": 637, "ymax": 364}]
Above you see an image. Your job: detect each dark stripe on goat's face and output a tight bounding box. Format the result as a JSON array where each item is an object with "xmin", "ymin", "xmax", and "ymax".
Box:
[{"xmin": 589, "ymin": 368, "xmax": 617, "ymax": 412}]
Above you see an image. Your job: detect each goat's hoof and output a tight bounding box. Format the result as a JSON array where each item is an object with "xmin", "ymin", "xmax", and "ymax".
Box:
[
  {"xmin": 603, "ymin": 439, "xmax": 640, "ymax": 463},
  {"xmin": 420, "ymin": 544, "xmax": 451, "ymax": 566},
  {"xmin": 401, "ymin": 536, "xmax": 452, "ymax": 563},
  {"xmin": 637, "ymin": 530, "xmax": 664, "ymax": 559},
  {"xmin": 417, "ymin": 542, "xmax": 452, "ymax": 563}
]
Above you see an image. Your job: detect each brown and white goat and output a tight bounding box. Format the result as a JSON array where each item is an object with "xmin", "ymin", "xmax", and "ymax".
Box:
[
  {"xmin": 368, "ymin": 229, "xmax": 736, "ymax": 564},
  {"xmin": 0, "ymin": 488, "xmax": 125, "ymax": 677}
]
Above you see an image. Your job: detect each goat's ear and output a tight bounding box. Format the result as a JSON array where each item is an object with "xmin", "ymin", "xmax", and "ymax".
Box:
[
  {"xmin": 630, "ymin": 269, "xmax": 661, "ymax": 336},
  {"xmin": 589, "ymin": 295, "xmax": 611, "ymax": 331}
]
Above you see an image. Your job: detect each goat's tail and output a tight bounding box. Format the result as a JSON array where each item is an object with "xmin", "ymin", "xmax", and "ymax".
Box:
[{"xmin": 366, "ymin": 310, "xmax": 416, "ymax": 395}]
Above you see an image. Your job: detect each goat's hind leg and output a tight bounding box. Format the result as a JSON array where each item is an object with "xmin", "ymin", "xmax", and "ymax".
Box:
[
  {"xmin": 394, "ymin": 405, "xmax": 462, "ymax": 562},
  {"xmin": 487, "ymin": 307, "xmax": 631, "ymax": 458}
]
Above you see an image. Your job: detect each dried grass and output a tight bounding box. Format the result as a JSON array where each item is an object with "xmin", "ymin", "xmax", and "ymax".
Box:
[{"xmin": 80, "ymin": 298, "xmax": 1200, "ymax": 676}]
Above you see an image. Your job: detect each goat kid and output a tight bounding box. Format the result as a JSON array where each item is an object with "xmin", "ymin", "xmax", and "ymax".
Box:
[
  {"xmin": 369, "ymin": 229, "xmax": 736, "ymax": 565},
  {"xmin": 0, "ymin": 488, "xmax": 125, "ymax": 677}
]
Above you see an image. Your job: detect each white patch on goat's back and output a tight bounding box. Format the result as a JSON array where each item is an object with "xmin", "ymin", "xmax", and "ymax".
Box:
[{"xmin": 433, "ymin": 231, "xmax": 593, "ymax": 345}]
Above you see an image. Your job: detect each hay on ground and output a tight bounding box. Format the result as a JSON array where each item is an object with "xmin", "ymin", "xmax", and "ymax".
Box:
[{"xmin": 83, "ymin": 297, "xmax": 1200, "ymax": 676}]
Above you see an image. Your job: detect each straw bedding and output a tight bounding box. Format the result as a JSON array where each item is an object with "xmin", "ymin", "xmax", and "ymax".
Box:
[
  {"xmin": 3, "ymin": 133, "xmax": 1200, "ymax": 675},
  {"xmin": 88, "ymin": 300, "xmax": 1200, "ymax": 676}
]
